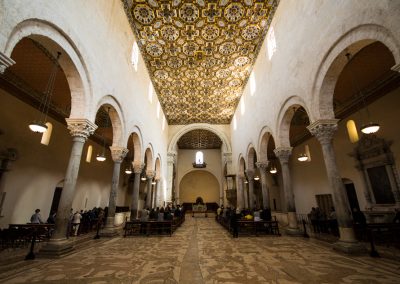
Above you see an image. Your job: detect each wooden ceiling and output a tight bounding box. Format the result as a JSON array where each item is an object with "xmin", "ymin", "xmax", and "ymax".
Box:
[
  {"xmin": 124, "ymin": 0, "xmax": 278, "ymax": 124},
  {"xmin": 177, "ymin": 129, "xmax": 222, "ymax": 149}
]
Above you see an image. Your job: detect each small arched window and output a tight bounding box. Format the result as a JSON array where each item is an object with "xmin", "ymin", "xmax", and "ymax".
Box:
[
  {"xmin": 195, "ymin": 151, "xmax": 204, "ymax": 165},
  {"xmin": 131, "ymin": 42, "xmax": 139, "ymax": 71},
  {"xmin": 40, "ymin": 122, "xmax": 53, "ymax": 146}
]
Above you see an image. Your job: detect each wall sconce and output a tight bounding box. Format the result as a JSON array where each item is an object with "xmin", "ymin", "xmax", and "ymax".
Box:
[{"xmin": 29, "ymin": 52, "xmax": 61, "ymax": 133}]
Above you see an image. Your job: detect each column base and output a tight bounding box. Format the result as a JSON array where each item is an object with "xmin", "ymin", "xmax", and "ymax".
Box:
[
  {"xmin": 99, "ymin": 226, "xmax": 120, "ymax": 237},
  {"xmin": 38, "ymin": 239, "xmax": 74, "ymax": 258},
  {"xmin": 285, "ymin": 227, "xmax": 302, "ymax": 236},
  {"xmin": 332, "ymin": 241, "xmax": 367, "ymax": 254}
]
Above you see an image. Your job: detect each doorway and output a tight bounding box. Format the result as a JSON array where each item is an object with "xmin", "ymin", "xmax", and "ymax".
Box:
[
  {"xmin": 50, "ymin": 187, "xmax": 63, "ymax": 215},
  {"xmin": 344, "ymin": 183, "xmax": 360, "ymax": 211}
]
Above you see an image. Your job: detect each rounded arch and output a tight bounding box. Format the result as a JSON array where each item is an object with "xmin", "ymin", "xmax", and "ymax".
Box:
[
  {"xmin": 3, "ymin": 19, "xmax": 92, "ymax": 118},
  {"xmin": 95, "ymin": 95, "xmax": 125, "ymax": 147},
  {"xmin": 155, "ymin": 155, "xmax": 161, "ymax": 180},
  {"xmin": 246, "ymin": 144, "xmax": 257, "ymax": 171},
  {"xmin": 276, "ymin": 96, "xmax": 311, "ymax": 148},
  {"xmin": 168, "ymin": 123, "xmax": 231, "ymax": 153},
  {"xmin": 144, "ymin": 144, "xmax": 154, "ymax": 172},
  {"xmin": 258, "ymin": 126, "xmax": 273, "ymax": 162},
  {"xmin": 237, "ymin": 154, "xmax": 246, "ymax": 175},
  {"xmin": 179, "ymin": 170, "xmax": 220, "ymax": 204},
  {"xmin": 312, "ymin": 24, "xmax": 400, "ymax": 120},
  {"xmin": 127, "ymin": 129, "xmax": 143, "ymax": 165}
]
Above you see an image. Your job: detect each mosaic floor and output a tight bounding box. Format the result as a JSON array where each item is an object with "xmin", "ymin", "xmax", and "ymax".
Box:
[{"xmin": 1, "ymin": 216, "xmax": 399, "ymax": 283}]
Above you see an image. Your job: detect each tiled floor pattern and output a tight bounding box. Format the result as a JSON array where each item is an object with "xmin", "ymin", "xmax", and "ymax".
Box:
[{"xmin": 1, "ymin": 216, "xmax": 399, "ymax": 283}]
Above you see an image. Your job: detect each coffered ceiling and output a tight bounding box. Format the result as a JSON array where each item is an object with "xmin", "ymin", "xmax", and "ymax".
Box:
[
  {"xmin": 177, "ymin": 129, "xmax": 222, "ymax": 149},
  {"xmin": 124, "ymin": 0, "xmax": 278, "ymax": 124}
]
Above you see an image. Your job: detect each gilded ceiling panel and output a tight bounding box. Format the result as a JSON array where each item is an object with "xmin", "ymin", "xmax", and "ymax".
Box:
[
  {"xmin": 123, "ymin": 0, "xmax": 278, "ymax": 124},
  {"xmin": 177, "ymin": 129, "xmax": 222, "ymax": 149}
]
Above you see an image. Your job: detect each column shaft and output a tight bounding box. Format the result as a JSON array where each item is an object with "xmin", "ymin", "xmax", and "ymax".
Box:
[
  {"xmin": 257, "ymin": 162, "xmax": 270, "ymax": 210},
  {"xmin": 52, "ymin": 136, "xmax": 86, "ymax": 240}
]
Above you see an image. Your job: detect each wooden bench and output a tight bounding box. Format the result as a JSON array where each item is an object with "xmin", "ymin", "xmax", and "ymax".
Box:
[{"xmin": 124, "ymin": 216, "xmax": 185, "ymax": 237}]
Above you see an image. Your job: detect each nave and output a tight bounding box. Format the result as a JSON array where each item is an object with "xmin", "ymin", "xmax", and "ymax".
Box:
[{"xmin": 1, "ymin": 216, "xmax": 399, "ymax": 284}]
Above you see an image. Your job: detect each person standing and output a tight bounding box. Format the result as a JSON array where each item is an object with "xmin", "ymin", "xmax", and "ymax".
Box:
[
  {"xmin": 30, "ymin": 209, "xmax": 44, "ymax": 224},
  {"xmin": 72, "ymin": 210, "xmax": 82, "ymax": 236}
]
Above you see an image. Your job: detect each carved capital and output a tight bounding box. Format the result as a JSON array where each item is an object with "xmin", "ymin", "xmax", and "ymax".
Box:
[
  {"xmin": 66, "ymin": 118, "xmax": 97, "ymax": 140},
  {"xmin": 307, "ymin": 119, "xmax": 338, "ymax": 145},
  {"xmin": 245, "ymin": 169, "xmax": 254, "ymax": 178},
  {"xmin": 223, "ymin": 152, "xmax": 232, "ymax": 163},
  {"xmin": 146, "ymin": 170, "xmax": 155, "ymax": 179},
  {"xmin": 167, "ymin": 151, "xmax": 177, "ymax": 164},
  {"xmin": 132, "ymin": 162, "xmax": 145, "ymax": 174},
  {"xmin": 256, "ymin": 161, "xmax": 269, "ymax": 170},
  {"xmin": 0, "ymin": 52, "xmax": 16, "ymax": 74},
  {"xmin": 109, "ymin": 146, "xmax": 128, "ymax": 163},
  {"xmin": 274, "ymin": 147, "xmax": 292, "ymax": 163}
]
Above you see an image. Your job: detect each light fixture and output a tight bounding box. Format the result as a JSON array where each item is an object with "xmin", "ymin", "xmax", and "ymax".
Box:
[
  {"xmin": 346, "ymin": 53, "xmax": 380, "ymax": 135},
  {"xmin": 269, "ymin": 166, "xmax": 277, "ymax": 174},
  {"xmin": 151, "ymin": 181, "xmax": 156, "ymax": 185},
  {"xmin": 29, "ymin": 52, "xmax": 61, "ymax": 133},
  {"xmin": 298, "ymin": 153, "xmax": 308, "ymax": 162},
  {"xmin": 125, "ymin": 166, "xmax": 132, "ymax": 174},
  {"xmin": 244, "ymin": 180, "xmax": 249, "ymax": 184},
  {"xmin": 96, "ymin": 107, "xmax": 111, "ymax": 162},
  {"xmin": 254, "ymin": 176, "xmax": 260, "ymax": 181}
]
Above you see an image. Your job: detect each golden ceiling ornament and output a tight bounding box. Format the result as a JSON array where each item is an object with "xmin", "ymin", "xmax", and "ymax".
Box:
[{"xmin": 123, "ymin": 0, "xmax": 279, "ymax": 124}]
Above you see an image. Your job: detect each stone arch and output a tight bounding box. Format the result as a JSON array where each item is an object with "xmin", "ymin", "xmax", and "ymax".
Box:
[
  {"xmin": 276, "ymin": 96, "xmax": 311, "ymax": 148},
  {"xmin": 3, "ymin": 19, "xmax": 92, "ymax": 118},
  {"xmin": 312, "ymin": 24, "xmax": 400, "ymax": 120},
  {"xmin": 258, "ymin": 126, "xmax": 273, "ymax": 162},
  {"xmin": 127, "ymin": 128, "xmax": 143, "ymax": 166},
  {"xmin": 168, "ymin": 123, "xmax": 231, "ymax": 154},
  {"xmin": 144, "ymin": 144, "xmax": 154, "ymax": 172},
  {"xmin": 238, "ymin": 154, "xmax": 246, "ymax": 175},
  {"xmin": 155, "ymin": 155, "xmax": 161, "ymax": 180},
  {"xmin": 246, "ymin": 144, "xmax": 257, "ymax": 171},
  {"xmin": 94, "ymin": 95, "xmax": 125, "ymax": 147}
]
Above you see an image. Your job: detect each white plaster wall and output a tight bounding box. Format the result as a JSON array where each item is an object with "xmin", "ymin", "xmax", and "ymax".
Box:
[
  {"xmin": 0, "ymin": 89, "xmax": 118, "ymax": 228},
  {"xmin": 0, "ymin": 0, "xmax": 171, "ymax": 208},
  {"xmin": 176, "ymin": 149, "xmax": 222, "ymax": 204},
  {"xmin": 231, "ymin": 0, "xmax": 400, "ymax": 171},
  {"xmin": 291, "ymin": 86, "xmax": 400, "ymax": 214}
]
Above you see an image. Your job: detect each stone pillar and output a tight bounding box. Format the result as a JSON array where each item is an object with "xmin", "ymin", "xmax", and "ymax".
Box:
[
  {"xmin": 256, "ymin": 161, "xmax": 270, "ymax": 209},
  {"xmin": 0, "ymin": 52, "xmax": 16, "ymax": 74},
  {"xmin": 130, "ymin": 162, "xmax": 144, "ymax": 220},
  {"xmin": 40, "ymin": 119, "xmax": 97, "ymax": 257},
  {"xmin": 101, "ymin": 146, "xmax": 128, "ymax": 237},
  {"xmin": 246, "ymin": 169, "xmax": 255, "ymax": 209},
  {"xmin": 274, "ymin": 147, "xmax": 300, "ymax": 234},
  {"xmin": 237, "ymin": 173, "xmax": 245, "ymax": 210},
  {"xmin": 153, "ymin": 179, "xmax": 159, "ymax": 208},
  {"xmin": 167, "ymin": 152, "xmax": 176, "ymax": 203},
  {"xmin": 146, "ymin": 170, "xmax": 155, "ymax": 209},
  {"xmin": 308, "ymin": 119, "xmax": 365, "ymax": 253}
]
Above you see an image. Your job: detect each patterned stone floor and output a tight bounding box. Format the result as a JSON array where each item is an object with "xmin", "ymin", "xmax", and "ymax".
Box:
[{"xmin": 1, "ymin": 216, "xmax": 399, "ymax": 283}]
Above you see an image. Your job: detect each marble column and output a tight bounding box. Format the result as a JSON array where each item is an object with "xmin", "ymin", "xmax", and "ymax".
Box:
[
  {"xmin": 101, "ymin": 146, "xmax": 128, "ymax": 237},
  {"xmin": 40, "ymin": 119, "xmax": 97, "ymax": 257},
  {"xmin": 256, "ymin": 161, "xmax": 270, "ymax": 209},
  {"xmin": 0, "ymin": 52, "xmax": 16, "ymax": 74},
  {"xmin": 308, "ymin": 119, "xmax": 365, "ymax": 253},
  {"xmin": 246, "ymin": 169, "xmax": 255, "ymax": 209},
  {"xmin": 167, "ymin": 152, "xmax": 176, "ymax": 204},
  {"xmin": 237, "ymin": 173, "xmax": 245, "ymax": 210},
  {"xmin": 130, "ymin": 162, "xmax": 144, "ymax": 220},
  {"xmin": 153, "ymin": 179, "xmax": 159, "ymax": 208},
  {"xmin": 274, "ymin": 147, "xmax": 300, "ymax": 233},
  {"xmin": 146, "ymin": 170, "xmax": 155, "ymax": 209}
]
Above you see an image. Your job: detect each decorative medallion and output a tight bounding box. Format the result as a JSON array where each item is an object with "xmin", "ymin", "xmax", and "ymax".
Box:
[{"xmin": 124, "ymin": 0, "xmax": 279, "ymax": 124}]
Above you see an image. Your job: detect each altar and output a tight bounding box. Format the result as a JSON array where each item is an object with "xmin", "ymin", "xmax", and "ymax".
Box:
[{"xmin": 192, "ymin": 203, "xmax": 208, "ymax": 217}]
